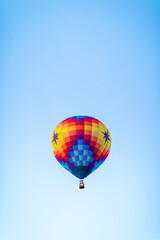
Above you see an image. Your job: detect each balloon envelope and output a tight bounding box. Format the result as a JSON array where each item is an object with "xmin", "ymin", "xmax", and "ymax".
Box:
[{"xmin": 51, "ymin": 116, "xmax": 111, "ymax": 179}]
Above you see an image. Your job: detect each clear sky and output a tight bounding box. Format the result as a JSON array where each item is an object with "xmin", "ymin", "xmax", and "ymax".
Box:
[{"xmin": 1, "ymin": 0, "xmax": 160, "ymax": 240}]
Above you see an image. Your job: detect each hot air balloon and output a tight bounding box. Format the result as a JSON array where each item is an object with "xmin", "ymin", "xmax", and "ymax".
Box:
[{"xmin": 51, "ymin": 116, "xmax": 111, "ymax": 189}]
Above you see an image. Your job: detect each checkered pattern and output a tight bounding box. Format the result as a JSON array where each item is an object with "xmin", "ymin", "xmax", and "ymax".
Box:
[{"xmin": 51, "ymin": 116, "xmax": 111, "ymax": 175}]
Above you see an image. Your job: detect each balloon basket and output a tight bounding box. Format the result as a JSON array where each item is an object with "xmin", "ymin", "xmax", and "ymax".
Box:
[{"xmin": 79, "ymin": 180, "xmax": 85, "ymax": 189}]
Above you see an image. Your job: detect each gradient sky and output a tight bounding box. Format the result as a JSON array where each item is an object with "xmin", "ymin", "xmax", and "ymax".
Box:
[{"xmin": 1, "ymin": 1, "xmax": 160, "ymax": 240}]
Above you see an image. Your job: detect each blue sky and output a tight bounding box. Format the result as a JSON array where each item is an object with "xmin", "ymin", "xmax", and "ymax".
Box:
[{"xmin": 1, "ymin": 0, "xmax": 160, "ymax": 239}]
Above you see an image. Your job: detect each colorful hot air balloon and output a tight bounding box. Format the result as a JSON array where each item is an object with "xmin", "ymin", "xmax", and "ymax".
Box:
[{"xmin": 51, "ymin": 116, "xmax": 111, "ymax": 189}]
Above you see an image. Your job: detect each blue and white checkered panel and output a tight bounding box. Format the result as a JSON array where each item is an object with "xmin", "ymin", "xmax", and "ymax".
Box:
[
  {"xmin": 83, "ymin": 150, "xmax": 89, "ymax": 156},
  {"xmin": 86, "ymin": 156, "xmax": 91, "ymax": 162},
  {"xmin": 79, "ymin": 155, "xmax": 83, "ymax": 161},
  {"xmin": 81, "ymin": 156, "xmax": 94, "ymax": 167},
  {"xmin": 79, "ymin": 155, "xmax": 82, "ymax": 165},
  {"xmin": 70, "ymin": 147, "xmax": 89, "ymax": 157},
  {"xmin": 82, "ymin": 160, "xmax": 88, "ymax": 166},
  {"xmin": 87, "ymin": 156, "xmax": 94, "ymax": 163},
  {"xmin": 75, "ymin": 155, "xmax": 86, "ymax": 166},
  {"xmin": 78, "ymin": 145, "xmax": 83, "ymax": 150},
  {"xmin": 71, "ymin": 156, "xmax": 76, "ymax": 162},
  {"xmin": 74, "ymin": 150, "xmax": 78, "ymax": 156},
  {"xmin": 68, "ymin": 145, "xmax": 96, "ymax": 167},
  {"xmin": 78, "ymin": 150, "xmax": 83, "ymax": 155},
  {"xmin": 76, "ymin": 161, "xmax": 80, "ymax": 166}
]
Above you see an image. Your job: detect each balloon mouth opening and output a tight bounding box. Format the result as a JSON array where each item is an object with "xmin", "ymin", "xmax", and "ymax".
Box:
[{"xmin": 71, "ymin": 166, "xmax": 91, "ymax": 179}]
